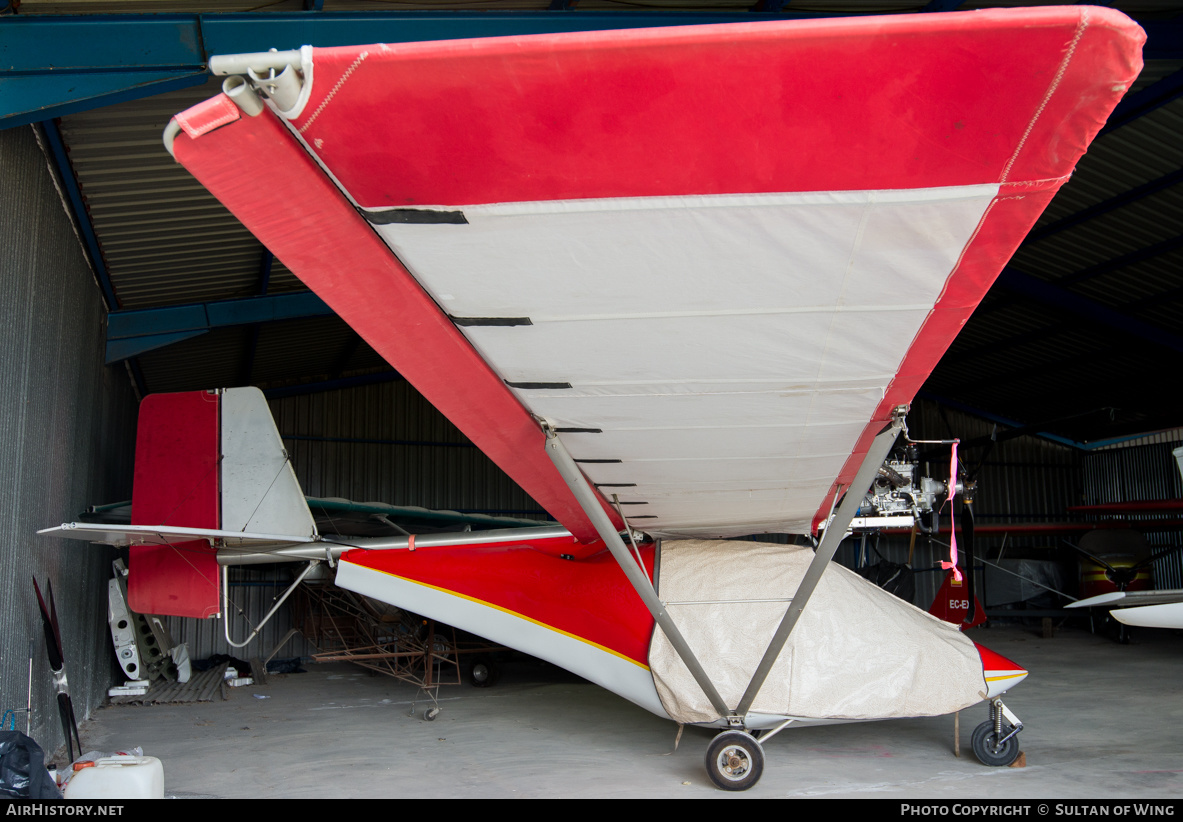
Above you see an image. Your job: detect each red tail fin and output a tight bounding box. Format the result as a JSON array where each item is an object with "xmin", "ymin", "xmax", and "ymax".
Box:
[{"xmin": 129, "ymin": 391, "xmax": 221, "ymax": 618}]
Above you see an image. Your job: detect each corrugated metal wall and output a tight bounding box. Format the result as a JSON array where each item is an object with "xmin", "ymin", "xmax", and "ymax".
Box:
[
  {"xmin": 0, "ymin": 125, "xmax": 137, "ymax": 755},
  {"xmin": 1082, "ymin": 438, "xmax": 1183, "ymax": 590},
  {"xmin": 270, "ymin": 382, "xmax": 547, "ymax": 518}
]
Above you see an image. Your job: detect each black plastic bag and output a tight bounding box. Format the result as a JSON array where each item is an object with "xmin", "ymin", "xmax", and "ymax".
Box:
[{"xmin": 0, "ymin": 731, "xmax": 62, "ymax": 799}]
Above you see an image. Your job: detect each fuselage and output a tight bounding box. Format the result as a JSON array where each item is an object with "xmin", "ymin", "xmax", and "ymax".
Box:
[{"xmin": 334, "ymin": 530, "xmax": 1027, "ymax": 727}]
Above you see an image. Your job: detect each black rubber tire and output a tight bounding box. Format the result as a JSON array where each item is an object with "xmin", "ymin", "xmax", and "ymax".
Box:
[
  {"xmin": 467, "ymin": 656, "xmax": 500, "ymax": 688},
  {"xmin": 705, "ymin": 730, "xmax": 764, "ymax": 791},
  {"xmin": 971, "ymin": 720, "xmax": 1021, "ymax": 766}
]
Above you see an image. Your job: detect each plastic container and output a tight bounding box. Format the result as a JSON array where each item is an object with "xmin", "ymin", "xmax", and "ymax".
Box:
[{"xmin": 62, "ymin": 755, "xmax": 164, "ymax": 799}]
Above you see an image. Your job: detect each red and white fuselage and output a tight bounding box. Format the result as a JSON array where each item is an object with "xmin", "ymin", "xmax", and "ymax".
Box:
[{"xmin": 335, "ymin": 528, "xmax": 1028, "ymax": 728}]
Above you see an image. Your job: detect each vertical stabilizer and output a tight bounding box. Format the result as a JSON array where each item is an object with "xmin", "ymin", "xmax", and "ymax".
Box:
[
  {"xmin": 220, "ymin": 387, "xmax": 315, "ymax": 536},
  {"xmin": 128, "ymin": 388, "xmax": 314, "ymax": 618},
  {"xmin": 130, "ymin": 391, "xmax": 221, "ymax": 618}
]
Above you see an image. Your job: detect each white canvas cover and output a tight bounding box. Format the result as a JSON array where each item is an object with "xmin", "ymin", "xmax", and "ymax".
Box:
[
  {"xmin": 649, "ymin": 540, "xmax": 987, "ymax": 724},
  {"xmin": 373, "ymin": 186, "xmax": 997, "ymax": 537}
]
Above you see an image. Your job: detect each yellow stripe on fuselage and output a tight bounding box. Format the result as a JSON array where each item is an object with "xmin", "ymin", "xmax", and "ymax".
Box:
[
  {"xmin": 984, "ymin": 673, "xmax": 1025, "ymax": 682},
  {"xmin": 357, "ymin": 563, "xmax": 651, "ymax": 671}
]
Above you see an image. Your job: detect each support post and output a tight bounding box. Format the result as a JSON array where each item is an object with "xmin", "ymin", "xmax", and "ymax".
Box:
[
  {"xmin": 734, "ymin": 408, "xmax": 907, "ymax": 717},
  {"xmin": 543, "ymin": 429, "xmax": 732, "ymax": 720}
]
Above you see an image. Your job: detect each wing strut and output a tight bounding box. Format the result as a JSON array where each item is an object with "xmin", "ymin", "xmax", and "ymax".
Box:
[
  {"xmin": 543, "ymin": 426, "xmax": 732, "ymax": 719},
  {"xmin": 546, "ymin": 409, "xmax": 907, "ymax": 725},
  {"xmin": 734, "ymin": 407, "xmax": 907, "ymax": 717}
]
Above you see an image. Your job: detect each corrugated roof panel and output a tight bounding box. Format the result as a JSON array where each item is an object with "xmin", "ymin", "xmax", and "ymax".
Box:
[{"xmin": 58, "ymin": 80, "xmax": 283, "ymax": 309}]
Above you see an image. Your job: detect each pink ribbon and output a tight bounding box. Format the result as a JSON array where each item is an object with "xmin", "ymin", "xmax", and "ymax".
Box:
[{"xmin": 939, "ymin": 441, "xmax": 962, "ymax": 582}]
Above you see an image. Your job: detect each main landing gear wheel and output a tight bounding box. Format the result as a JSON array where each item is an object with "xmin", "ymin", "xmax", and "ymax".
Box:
[
  {"xmin": 467, "ymin": 656, "xmax": 499, "ymax": 688},
  {"xmin": 705, "ymin": 730, "xmax": 764, "ymax": 791},
  {"xmin": 971, "ymin": 720, "xmax": 1021, "ymax": 767}
]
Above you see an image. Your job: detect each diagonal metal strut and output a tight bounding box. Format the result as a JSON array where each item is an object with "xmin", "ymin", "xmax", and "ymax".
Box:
[
  {"xmin": 734, "ymin": 408, "xmax": 907, "ymax": 717},
  {"xmin": 543, "ymin": 429, "xmax": 732, "ymax": 719},
  {"xmin": 545, "ymin": 408, "xmax": 905, "ymax": 725}
]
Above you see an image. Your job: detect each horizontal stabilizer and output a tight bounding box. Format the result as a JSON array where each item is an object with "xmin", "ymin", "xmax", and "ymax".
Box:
[{"xmin": 38, "ymin": 522, "xmax": 315, "ymax": 548}]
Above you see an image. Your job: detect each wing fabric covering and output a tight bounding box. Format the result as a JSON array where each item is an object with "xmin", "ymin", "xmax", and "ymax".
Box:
[
  {"xmin": 650, "ymin": 540, "xmax": 985, "ymax": 724},
  {"xmin": 171, "ymin": 8, "xmax": 1144, "ymax": 539}
]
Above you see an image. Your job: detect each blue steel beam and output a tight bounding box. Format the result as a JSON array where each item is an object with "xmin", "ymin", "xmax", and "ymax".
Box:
[
  {"xmin": 1, "ymin": 72, "xmax": 208, "ymax": 130},
  {"xmin": 1, "ymin": 15, "xmax": 209, "ymax": 128},
  {"xmin": 994, "ymin": 268, "xmax": 1183, "ymax": 355},
  {"xmin": 921, "ymin": 1, "xmax": 968, "ymax": 12},
  {"xmin": 106, "ymin": 330, "xmax": 209, "ymax": 363},
  {"xmin": 0, "ymin": 8, "xmax": 929, "ymax": 128},
  {"xmin": 38, "ymin": 119, "xmax": 119, "ymax": 309},
  {"xmin": 3, "ymin": 11, "xmax": 1176, "ymax": 129},
  {"xmin": 1099, "ymin": 67, "xmax": 1183, "ymax": 137},
  {"xmin": 914, "ymin": 391, "xmax": 1107, "ymax": 451},
  {"xmin": 1027, "ymin": 168, "xmax": 1183, "ymax": 244},
  {"xmin": 1055, "ymin": 233, "xmax": 1183, "ymax": 288},
  {"xmin": 106, "ymin": 291, "xmax": 333, "ymax": 363}
]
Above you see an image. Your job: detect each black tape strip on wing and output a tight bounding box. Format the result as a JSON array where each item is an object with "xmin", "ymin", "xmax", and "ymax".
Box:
[{"xmin": 363, "ymin": 208, "xmax": 468, "ymax": 225}]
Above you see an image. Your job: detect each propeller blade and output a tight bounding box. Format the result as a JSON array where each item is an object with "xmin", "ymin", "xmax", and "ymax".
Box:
[
  {"xmin": 1061, "ymin": 539, "xmax": 1121, "ymax": 577},
  {"xmin": 56, "ymin": 693, "xmax": 81, "ymax": 764},
  {"xmin": 963, "ymin": 500, "xmax": 977, "ymax": 625},
  {"xmin": 1133, "ymin": 543, "xmax": 1183, "ymax": 572},
  {"xmin": 48, "ymin": 580, "xmax": 66, "ymax": 667},
  {"xmin": 963, "ymin": 429, "xmax": 997, "ymax": 485},
  {"xmin": 35, "ymin": 577, "xmax": 81, "ymax": 761},
  {"xmin": 32, "ymin": 577, "xmax": 64, "ymax": 672}
]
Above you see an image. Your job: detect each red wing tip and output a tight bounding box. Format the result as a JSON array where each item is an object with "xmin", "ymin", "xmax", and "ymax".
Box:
[{"xmin": 974, "ymin": 642, "xmax": 1027, "ymax": 675}]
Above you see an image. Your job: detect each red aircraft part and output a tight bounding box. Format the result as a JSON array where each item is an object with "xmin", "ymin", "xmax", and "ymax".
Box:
[
  {"xmin": 341, "ymin": 536, "xmax": 657, "ymax": 667},
  {"xmin": 170, "ymin": 7, "xmax": 1144, "ymax": 541},
  {"xmin": 129, "ymin": 391, "xmax": 222, "ymax": 618},
  {"xmin": 974, "ymin": 642, "xmax": 1028, "ymax": 697},
  {"xmin": 930, "ymin": 568, "xmax": 987, "ymax": 630}
]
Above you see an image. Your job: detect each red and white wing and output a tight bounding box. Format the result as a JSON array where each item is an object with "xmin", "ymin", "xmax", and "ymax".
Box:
[{"xmin": 169, "ymin": 8, "xmax": 1143, "ymax": 541}]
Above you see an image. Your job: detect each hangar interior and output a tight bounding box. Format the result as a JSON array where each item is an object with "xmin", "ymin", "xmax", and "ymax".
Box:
[{"xmin": 1, "ymin": 0, "xmax": 1182, "ymax": 796}]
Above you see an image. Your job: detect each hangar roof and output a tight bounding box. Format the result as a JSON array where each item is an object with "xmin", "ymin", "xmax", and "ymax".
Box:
[{"xmin": 5, "ymin": 0, "xmax": 1182, "ymax": 447}]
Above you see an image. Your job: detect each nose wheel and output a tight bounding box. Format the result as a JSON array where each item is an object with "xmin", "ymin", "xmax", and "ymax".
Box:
[
  {"xmin": 705, "ymin": 730, "xmax": 764, "ymax": 790},
  {"xmin": 972, "ymin": 698, "xmax": 1023, "ymax": 767}
]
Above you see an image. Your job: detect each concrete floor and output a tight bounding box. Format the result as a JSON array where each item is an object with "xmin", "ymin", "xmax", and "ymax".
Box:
[{"xmin": 73, "ymin": 623, "xmax": 1183, "ymax": 799}]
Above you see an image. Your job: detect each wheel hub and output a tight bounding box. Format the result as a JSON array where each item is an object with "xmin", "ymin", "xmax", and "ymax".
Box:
[{"xmin": 719, "ymin": 746, "xmax": 751, "ymax": 780}]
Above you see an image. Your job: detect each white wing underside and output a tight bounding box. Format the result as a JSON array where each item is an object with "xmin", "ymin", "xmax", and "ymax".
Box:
[{"xmin": 373, "ymin": 186, "xmax": 998, "ymax": 537}]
